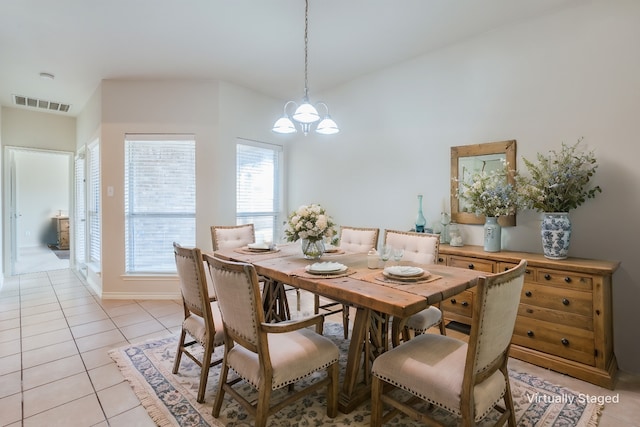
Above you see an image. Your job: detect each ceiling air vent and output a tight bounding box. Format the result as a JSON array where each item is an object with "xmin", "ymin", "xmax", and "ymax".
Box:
[{"xmin": 12, "ymin": 94, "xmax": 71, "ymax": 113}]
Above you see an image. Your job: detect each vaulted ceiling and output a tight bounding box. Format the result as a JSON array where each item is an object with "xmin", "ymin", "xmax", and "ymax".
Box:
[{"xmin": 0, "ymin": 0, "xmax": 582, "ymax": 116}]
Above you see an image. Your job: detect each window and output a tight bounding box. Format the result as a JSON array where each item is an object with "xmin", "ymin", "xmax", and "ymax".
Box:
[
  {"xmin": 74, "ymin": 150, "xmax": 86, "ymax": 269},
  {"xmin": 125, "ymin": 135, "xmax": 196, "ymax": 273},
  {"xmin": 236, "ymin": 139, "xmax": 283, "ymax": 243},
  {"xmin": 87, "ymin": 142, "xmax": 101, "ymax": 266}
]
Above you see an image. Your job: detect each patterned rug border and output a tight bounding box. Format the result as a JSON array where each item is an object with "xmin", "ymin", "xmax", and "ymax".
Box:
[{"xmin": 109, "ymin": 325, "xmax": 603, "ymax": 427}]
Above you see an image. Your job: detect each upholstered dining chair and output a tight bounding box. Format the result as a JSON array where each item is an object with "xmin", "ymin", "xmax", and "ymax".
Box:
[
  {"xmin": 211, "ymin": 223, "xmax": 301, "ymax": 312},
  {"xmin": 172, "ymin": 242, "xmax": 224, "ymax": 403},
  {"xmin": 314, "ymin": 226, "xmax": 380, "ymax": 339},
  {"xmin": 204, "ymin": 255, "xmax": 339, "ymax": 427},
  {"xmin": 383, "ymin": 229, "xmax": 446, "ymax": 342},
  {"xmin": 371, "ymin": 259, "xmax": 527, "ymax": 427}
]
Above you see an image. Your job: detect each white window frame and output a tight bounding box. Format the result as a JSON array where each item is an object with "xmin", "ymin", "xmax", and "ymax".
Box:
[
  {"xmin": 87, "ymin": 141, "xmax": 101, "ymax": 269},
  {"xmin": 124, "ymin": 134, "xmax": 196, "ymax": 274},
  {"xmin": 236, "ymin": 139, "xmax": 284, "ymax": 243},
  {"xmin": 74, "ymin": 148, "xmax": 87, "ymax": 272}
]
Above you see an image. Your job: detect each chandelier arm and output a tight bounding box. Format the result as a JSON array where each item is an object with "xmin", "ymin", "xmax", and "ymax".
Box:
[
  {"xmin": 283, "ymin": 100, "xmax": 298, "ymax": 115},
  {"xmin": 314, "ymin": 101, "xmax": 329, "ymax": 115}
]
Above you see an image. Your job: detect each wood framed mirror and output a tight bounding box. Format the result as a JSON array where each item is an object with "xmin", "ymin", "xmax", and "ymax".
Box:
[{"xmin": 450, "ymin": 140, "xmax": 517, "ymax": 226}]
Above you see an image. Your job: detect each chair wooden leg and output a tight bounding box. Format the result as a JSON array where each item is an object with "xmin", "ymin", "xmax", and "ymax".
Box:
[
  {"xmin": 503, "ymin": 373, "xmax": 517, "ymax": 427},
  {"xmin": 172, "ymin": 330, "xmax": 186, "ymax": 374},
  {"xmin": 370, "ymin": 375, "xmax": 384, "ymax": 427},
  {"xmin": 212, "ymin": 360, "xmax": 229, "ymax": 418},
  {"xmin": 313, "ymin": 294, "xmax": 320, "ymax": 314},
  {"xmin": 197, "ymin": 341, "xmax": 213, "ymax": 403},
  {"xmin": 439, "ymin": 319, "xmax": 447, "ymax": 335},
  {"xmin": 402, "ymin": 325, "xmax": 412, "ymax": 342},
  {"xmin": 342, "ymin": 305, "xmax": 350, "ymax": 339},
  {"xmin": 326, "ymin": 362, "xmax": 339, "ymax": 418},
  {"xmin": 255, "ymin": 379, "xmax": 272, "ymax": 427}
]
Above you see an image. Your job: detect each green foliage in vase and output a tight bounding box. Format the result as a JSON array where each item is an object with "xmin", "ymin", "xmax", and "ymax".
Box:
[
  {"xmin": 516, "ymin": 138, "xmax": 602, "ymax": 213},
  {"xmin": 457, "ymin": 159, "xmax": 518, "ymax": 217}
]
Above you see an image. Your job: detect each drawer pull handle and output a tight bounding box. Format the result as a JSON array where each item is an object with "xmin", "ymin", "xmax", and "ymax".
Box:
[
  {"xmin": 561, "ymin": 338, "xmax": 570, "ymax": 346},
  {"xmin": 438, "ymin": 258, "xmax": 444, "ymax": 263},
  {"xmin": 562, "ymin": 298, "xmax": 570, "ymax": 306},
  {"xmin": 461, "ymin": 301, "xmax": 469, "ymax": 307},
  {"xmin": 468, "ymin": 264, "xmax": 475, "ymax": 270},
  {"xmin": 527, "ymin": 330, "xmax": 534, "ymax": 337},
  {"xmin": 450, "ymin": 298, "xmax": 457, "ymax": 304},
  {"xmin": 544, "ymin": 274, "xmax": 551, "ymax": 280},
  {"xmin": 564, "ymin": 276, "xmax": 572, "ymax": 283},
  {"xmin": 525, "ymin": 291, "xmax": 532, "ymax": 297}
]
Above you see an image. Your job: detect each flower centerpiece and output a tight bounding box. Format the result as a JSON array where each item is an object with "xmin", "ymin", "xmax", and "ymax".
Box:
[
  {"xmin": 456, "ymin": 160, "xmax": 518, "ymax": 252},
  {"xmin": 516, "ymin": 138, "xmax": 601, "ymax": 259},
  {"xmin": 284, "ymin": 203, "xmax": 336, "ymax": 259}
]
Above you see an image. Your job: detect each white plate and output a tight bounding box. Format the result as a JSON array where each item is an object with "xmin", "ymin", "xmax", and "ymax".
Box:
[
  {"xmin": 323, "ymin": 244, "xmax": 339, "ymax": 253},
  {"xmin": 247, "ymin": 242, "xmax": 270, "ymax": 250},
  {"xmin": 383, "ymin": 266, "xmax": 424, "ymax": 277},
  {"xmin": 306, "ymin": 262, "xmax": 347, "ymax": 274}
]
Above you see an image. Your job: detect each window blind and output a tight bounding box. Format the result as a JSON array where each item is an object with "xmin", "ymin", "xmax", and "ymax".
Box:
[
  {"xmin": 87, "ymin": 142, "xmax": 101, "ymax": 264},
  {"xmin": 74, "ymin": 152, "xmax": 86, "ymax": 266},
  {"xmin": 125, "ymin": 135, "xmax": 196, "ymax": 273},
  {"xmin": 236, "ymin": 140, "xmax": 283, "ymax": 243}
]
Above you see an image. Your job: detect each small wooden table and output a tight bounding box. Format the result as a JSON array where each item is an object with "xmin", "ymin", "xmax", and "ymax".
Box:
[{"xmin": 214, "ymin": 243, "xmax": 484, "ymax": 413}]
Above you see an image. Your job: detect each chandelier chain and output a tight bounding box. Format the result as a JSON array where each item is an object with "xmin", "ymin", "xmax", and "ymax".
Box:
[
  {"xmin": 304, "ymin": 0, "xmax": 309, "ymax": 98},
  {"xmin": 271, "ymin": 0, "xmax": 339, "ymax": 134}
]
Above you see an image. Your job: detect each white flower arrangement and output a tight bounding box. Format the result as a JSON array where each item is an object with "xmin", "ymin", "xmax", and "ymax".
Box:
[
  {"xmin": 284, "ymin": 203, "xmax": 336, "ymax": 242},
  {"xmin": 457, "ymin": 160, "xmax": 518, "ymax": 218}
]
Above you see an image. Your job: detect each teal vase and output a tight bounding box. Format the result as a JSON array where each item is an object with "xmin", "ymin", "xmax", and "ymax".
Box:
[
  {"xmin": 415, "ymin": 195, "xmax": 427, "ymax": 233},
  {"xmin": 483, "ymin": 217, "xmax": 501, "ymax": 252}
]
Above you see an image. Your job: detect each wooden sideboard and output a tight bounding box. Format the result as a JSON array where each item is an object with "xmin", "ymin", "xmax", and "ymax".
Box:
[
  {"xmin": 53, "ymin": 216, "xmax": 70, "ymax": 250},
  {"xmin": 438, "ymin": 245, "xmax": 619, "ymax": 389}
]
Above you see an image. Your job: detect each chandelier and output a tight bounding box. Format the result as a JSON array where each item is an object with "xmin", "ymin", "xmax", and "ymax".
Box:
[{"xmin": 272, "ymin": 0, "xmax": 339, "ymax": 135}]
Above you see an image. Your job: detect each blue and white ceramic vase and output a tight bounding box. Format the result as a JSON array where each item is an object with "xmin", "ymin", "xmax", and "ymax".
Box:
[
  {"xmin": 301, "ymin": 238, "xmax": 325, "ymax": 259},
  {"xmin": 541, "ymin": 212, "xmax": 571, "ymax": 259},
  {"xmin": 483, "ymin": 217, "xmax": 501, "ymax": 252}
]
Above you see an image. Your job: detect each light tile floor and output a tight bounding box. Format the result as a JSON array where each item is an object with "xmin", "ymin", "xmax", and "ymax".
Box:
[{"xmin": 0, "ymin": 268, "xmax": 638, "ymax": 426}]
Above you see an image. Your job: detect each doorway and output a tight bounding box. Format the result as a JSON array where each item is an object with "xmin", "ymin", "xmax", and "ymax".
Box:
[{"xmin": 5, "ymin": 147, "xmax": 73, "ymax": 275}]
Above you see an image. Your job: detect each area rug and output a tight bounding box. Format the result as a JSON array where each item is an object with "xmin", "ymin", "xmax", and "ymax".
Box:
[
  {"xmin": 48, "ymin": 245, "xmax": 70, "ymax": 260},
  {"xmin": 109, "ymin": 323, "xmax": 602, "ymax": 427}
]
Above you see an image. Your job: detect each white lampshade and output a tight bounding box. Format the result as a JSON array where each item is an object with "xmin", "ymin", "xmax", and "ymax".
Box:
[
  {"xmin": 272, "ymin": 116, "xmax": 297, "ymax": 134},
  {"xmin": 316, "ymin": 116, "xmax": 340, "ymax": 134},
  {"xmin": 292, "ymin": 102, "xmax": 320, "ymax": 124}
]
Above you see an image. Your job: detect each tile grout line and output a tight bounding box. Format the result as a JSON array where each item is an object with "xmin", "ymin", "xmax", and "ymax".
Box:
[{"xmin": 48, "ymin": 270, "xmax": 114, "ymax": 426}]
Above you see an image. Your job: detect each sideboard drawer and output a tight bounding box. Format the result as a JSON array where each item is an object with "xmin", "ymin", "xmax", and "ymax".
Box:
[
  {"xmin": 447, "ymin": 256, "xmax": 495, "ymax": 273},
  {"xmin": 520, "ymin": 283, "xmax": 592, "ymax": 317},
  {"xmin": 537, "ymin": 268, "xmax": 593, "ymax": 290},
  {"xmin": 441, "ymin": 290, "xmax": 474, "ymax": 318},
  {"xmin": 518, "ymin": 303, "xmax": 593, "ymax": 331},
  {"xmin": 513, "ymin": 317, "xmax": 595, "ymax": 366}
]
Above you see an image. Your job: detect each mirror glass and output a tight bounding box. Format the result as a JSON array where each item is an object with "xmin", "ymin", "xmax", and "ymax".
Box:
[{"xmin": 450, "ymin": 140, "xmax": 516, "ymax": 226}]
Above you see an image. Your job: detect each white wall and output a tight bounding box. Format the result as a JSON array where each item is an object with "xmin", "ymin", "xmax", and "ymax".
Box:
[
  {"xmin": 1, "ymin": 107, "xmax": 75, "ymax": 275},
  {"xmin": 94, "ymin": 79, "xmax": 279, "ymax": 299},
  {"xmin": 14, "ymin": 150, "xmax": 69, "ymax": 248},
  {"xmin": 287, "ymin": 0, "xmax": 640, "ymax": 372}
]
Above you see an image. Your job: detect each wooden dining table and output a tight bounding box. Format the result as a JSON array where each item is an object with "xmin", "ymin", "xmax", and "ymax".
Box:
[{"xmin": 213, "ymin": 243, "xmax": 484, "ymax": 413}]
